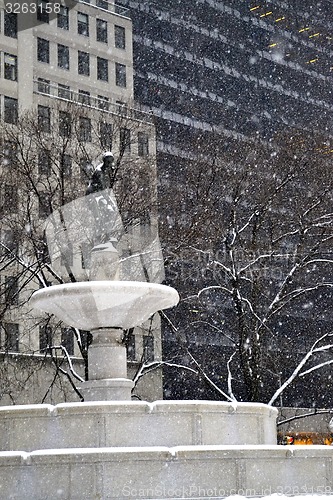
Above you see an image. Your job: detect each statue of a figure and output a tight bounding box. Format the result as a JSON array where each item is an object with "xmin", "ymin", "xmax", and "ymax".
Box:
[
  {"xmin": 85, "ymin": 151, "xmax": 122, "ymax": 280},
  {"xmin": 86, "ymin": 151, "xmax": 116, "ymax": 194}
]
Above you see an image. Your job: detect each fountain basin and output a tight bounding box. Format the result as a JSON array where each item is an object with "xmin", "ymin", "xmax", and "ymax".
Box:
[{"xmin": 30, "ymin": 281, "xmax": 179, "ymax": 330}]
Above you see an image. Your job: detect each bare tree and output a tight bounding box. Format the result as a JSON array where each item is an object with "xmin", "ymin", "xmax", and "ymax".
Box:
[
  {"xmin": 0, "ymin": 100, "xmax": 158, "ymax": 403},
  {"xmin": 159, "ymin": 131, "xmax": 333, "ymax": 405}
]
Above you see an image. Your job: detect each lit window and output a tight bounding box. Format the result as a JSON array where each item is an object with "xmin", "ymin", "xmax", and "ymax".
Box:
[
  {"xmin": 58, "ymin": 44, "xmax": 70, "ymax": 69},
  {"xmin": 4, "ymin": 12, "xmax": 17, "ymax": 38},
  {"xmin": 115, "ymin": 25, "xmax": 125, "ymax": 49},
  {"xmin": 138, "ymin": 132, "xmax": 149, "ymax": 156},
  {"xmin": 37, "ymin": 38, "xmax": 49, "ymax": 63},
  {"xmin": 79, "ymin": 117, "xmax": 92, "ymax": 142},
  {"xmin": 57, "ymin": 5, "xmax": 69, "ymax": 29},
  {"xmin": 115, "ymin": 62, "xmax": 126, "ymax": 87},
  {"xmin": 78, "ymin": 51, "xmax": 90, "ymax": 76},
  {"xmin": 38, "ymin": 105, "xmax": 50, "ymax": 132},
  {"xmin": 78, "ymin": 12, "xmax": 89, "ymax": 36},
  {"xmin": 4, "ymin": 96, "xmax": 18, "ymax": 124},
  {"xmin": 96, "ymin": 18, "xmax": 107, "ymax": 43},
  {"xmin": 97, "ymin": 57, "xmax": 108, "ymax": 81},
  {"xmin": 4, "ymin": 54, "xmax": 17, "ymax": 81}
]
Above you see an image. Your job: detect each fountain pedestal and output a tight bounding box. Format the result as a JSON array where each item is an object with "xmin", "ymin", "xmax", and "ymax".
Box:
[
  {"xmin": 30, "ymin": 280, "xmax": 180, "ymax": 401},
  {"xmin": 81, "ymin": 328, "xmax": 134, "ymax": 401}
]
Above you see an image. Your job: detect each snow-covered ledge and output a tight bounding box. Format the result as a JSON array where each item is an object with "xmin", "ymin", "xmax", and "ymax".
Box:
[{"xmin": 0, "ymin": 400, "xmax": 277, "ymax": 451}]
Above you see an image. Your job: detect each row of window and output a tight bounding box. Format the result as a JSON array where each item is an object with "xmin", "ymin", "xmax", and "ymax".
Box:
[
  {"xmin": 2, "ymin": 8, "xmax": 126, "ymax": 50},
  {"xmin": 1, "ymin": 97, "xmax": 149, "ymax": 155},
  {"xmin": 0, "ymin": 322, "xmax": 154, "ymax": 361},
  {"xmin": 36, "ymin": 105, "xmax": 149, "ymax": 154},
  {"xmin": 37, "ymin": 38, "xmax": 127, "ymax": 86}
]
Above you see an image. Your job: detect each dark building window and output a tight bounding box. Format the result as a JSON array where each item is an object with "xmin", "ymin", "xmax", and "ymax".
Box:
[
  {"xmin": 138, "ymin": 132, "xmax": 149, "ymax": 156},
  {"xmin": 4, "ymin": 12, "xmax": 17, "ymax": 38},
  {"xmin": 38, "ymin": 149, "xmax": 51, "ymax": 175},
  {"xmin": 80, "ymin": 157, "xmax": 91, "ymax": 181},
  {"xmin": 97, "ymin": 0, "xmax": 108, "ymax": 9},
  {"xmin": 3, "ymin": 323, "xmax": 19, "ymax": 352},
  {"xmin": 58, "ymin": 83, "xmax": 71, "ymax": 100},
  {"xmin": 59, "ymin": 111, "xmax": 71, "ymax": 138},
  {"xmin": 38, "ymin": 192, "xmax": 52, "ymax": 218},
  {"xmin": 37, "ymin": 38, "xmax": 49, "ymax": 63},
  {"xmin": 97, "ymin": 57, "xmax": 108, "ymax": 81},
  {"xmin": 120, "ymin": 127, "xmax": 130, "ymax": 153},
  {"xmin": 115, "ymin": 25, "xmax": 125, "ymax": 49},
  {"xmin": 77, "ymin": 12, "xmax": 89, "ymax": 36},
  {"xmin": 115, "ymin": 62, "xmax": 126, "ymax": 87},
  {"xmin": 61, "ymin": 154, "xmax": 72, "ymax": 177},
  {"xmin": 38, "ymin": 78, "xmax": 50, "ymax": 94},
  {"xmin": 143, "ymin": 335, "xmax": 154, "ymax": 362},
  {"xmin": 97, "ymin": 95, "xmax": 109, "ymax": 110},
  {"xmin": 96, "ymin": 18, "xmax": 107, "ymax": 43},
  {"xmin": 58, "ymin": 44, "xmax": 70, "ymax": 70},
  {"xmin": 57, "ymin": 5, "xmax": 69, "ymax": 29},
  {"xmin": 126, "ymin": 332, "xmax": 136, "ymax": 361},
  {"xmin": 39, "ymin": 325, "xmax": 52, "ymax": 353},
  {"xmin": 61, "ymin": 328, "xmax": 74, "ymax": 355},
  {"xmin": 60, "ymin": 242, "xmax": 73, "ymax": 266},
  {"xmin": 4, "ymin": 54, "xmax": 17, "ymax": 81},
  {"xmin": 4, "ymin": 97, "xmax": 18, "ymax": 124},
  {"xmin": 78, "ymin": 90, "xmax": 90, "ymax": 105},
  {"xmin": 38, "ymin": 105, "xmax": 50, "ymax": 132},
  {"xmin": 79, "ymin": 117, "xmax": 92, "ymax": 142},
  {"xmin": 100, "ymin": 121, "xmax": 112, "ymax": 150},
  {"xmin": 0, "ymin": 229, "xmax": 18, "ymax": 256},
  {"xmin": 78, "ymin": 51, "xmax": 90, "ymax": 76},
  {"xmin": 4, "ymin": 276, "xmax": 18, "ymax": 306},
  {"xmin": 2, "ymin": 141, "xmax": 17, "ymax": 166},
  {"xmin": 3, "ymin": 184, "xmax": 18, "ymax": 213},
  {"xmin": 37, "ymin": 0, "xmax": 49, "ymax": 23}
]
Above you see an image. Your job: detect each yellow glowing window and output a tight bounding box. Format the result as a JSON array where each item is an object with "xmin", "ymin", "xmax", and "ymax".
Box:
[
  {"xmin": 275, "ymin": 17, "xmax": 285, "ymax": 22},
  {"xmin": 299, "ymin": 27, "xmax": 310, "ymax": 33},
  {"xmin": 309, "ymin": 33, "xmax": 320, "ymax": 38},
  {"xmin": 268, "ymin": 43, "xmax": 277, "ymax": 48},
  {"xmin": 250, "ymin": 6, "xmax": 260, "ymax": 11},
  {"xmin": 306, "ymin": 58, "xmax": 318, "ymax": 64},
  {"xmin": 260, "ymin": 11, "xmax": 272, "ymax": 17}
]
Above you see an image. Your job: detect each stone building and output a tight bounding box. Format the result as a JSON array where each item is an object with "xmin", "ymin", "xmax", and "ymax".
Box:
[{"xmin": 0, "ymin": 0, "xmax": 162, "ymax": 404}]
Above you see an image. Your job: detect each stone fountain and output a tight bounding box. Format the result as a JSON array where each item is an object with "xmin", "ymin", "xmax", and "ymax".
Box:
[{"xmin": 0, "ymin": 156, "xmax": 332, "ymax": 498}]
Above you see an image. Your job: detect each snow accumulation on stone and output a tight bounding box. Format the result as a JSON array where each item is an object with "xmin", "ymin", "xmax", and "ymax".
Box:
[{"xmin": 228, "ymin": 495, "xmax": 333, "ymax": 499}]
